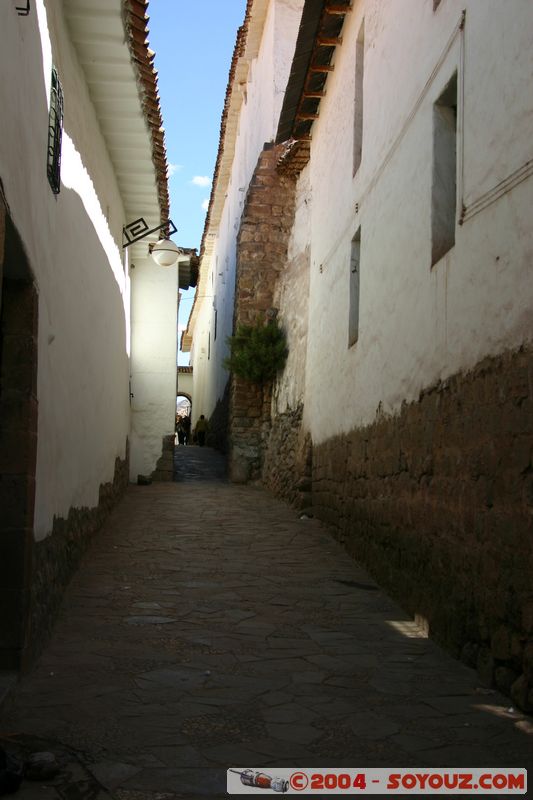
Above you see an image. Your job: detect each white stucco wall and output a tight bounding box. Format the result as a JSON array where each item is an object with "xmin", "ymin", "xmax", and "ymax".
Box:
[
  {"xmin": 191, "ymin": 0, "xmax": 304, "ymax": 422},
  {"xmin": 177, "ymin": 371, "xmax": 193, "ymax": 403},
  {"xmin": 303, "ymin": 0, "xmax": 533, "ymax": 444},
  {"xmin": 129, "ymin": 256, "xmax": 178, "ymax": 479},
  {"xmin": 1, "ymin": 1, "xmax": 131, "ymax": 539}
]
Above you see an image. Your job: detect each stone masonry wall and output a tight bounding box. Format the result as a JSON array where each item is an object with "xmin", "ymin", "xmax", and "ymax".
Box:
[
  {"xmin": 230, "ymin": 380, "xmax": 271, "ymax": 483},
  {"xmin": 262, "ymin": 404, "xmax": 313, "ymax": 510},
  {"xmin": 30, "ymin": 441, "xmax": 129, "ymax": 663},
  {"xmin": 229, "ymin": 144, "xmax": 297, "ymax": 482},
  {"xmin": 312, "ymin": 346, "xmax": 533, "ymax": 711},
  {"xmin": 152, "ymin": 434, "xmax": 175, "ymax": 482}
]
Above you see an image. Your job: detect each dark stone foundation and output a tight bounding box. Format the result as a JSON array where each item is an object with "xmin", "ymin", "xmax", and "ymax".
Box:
[
  {"xmin": 29, "ymin": 442, "xmax": 129, "ymax": 664},
  {"xmin": 311, "ymin": 346, "xmax": 533, "ymax": 710},
  {"xmin": 152, "ymin": 434, "xmax": 175, "ymax": 481},
  {"xmin": 262, "ymin": 403, "xmax": 312, "ymax": 510}
]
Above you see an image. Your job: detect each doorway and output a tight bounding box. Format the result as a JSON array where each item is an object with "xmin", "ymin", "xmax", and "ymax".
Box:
[{"xmin": 0, "ymin": 204, "xmax": 38, "ymax": 669}]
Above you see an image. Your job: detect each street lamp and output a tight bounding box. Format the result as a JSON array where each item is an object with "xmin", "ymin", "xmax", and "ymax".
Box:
[
  {"xmin": 122, "ymin": 218, "xmax": 181, "ymax": 266},
  {"xmin": 148, "ymin": 238, "xmax": 181, "ymax": 267}
]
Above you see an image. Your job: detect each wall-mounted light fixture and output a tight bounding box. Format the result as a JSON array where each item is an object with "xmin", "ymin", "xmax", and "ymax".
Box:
[
  {"xmin": 123, "ymin": 217, "xmax": 181, "ymax": 267},
  {"xmin": 149, "ymin": 238, "xmax": 180, "ymax": 267}
]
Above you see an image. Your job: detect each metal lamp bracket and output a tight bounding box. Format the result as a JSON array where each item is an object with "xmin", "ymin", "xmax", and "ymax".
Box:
[{"xmin": 122, "ymin": 218, "xmax": 177, "ymax": 248}]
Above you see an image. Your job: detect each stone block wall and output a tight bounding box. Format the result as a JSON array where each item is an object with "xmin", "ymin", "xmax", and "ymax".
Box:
[
  {"xmin": 30, "ymin": 442, "xmax": 129, "ymax": 663},
  {"xmin": 262, "ymin": 404, "xmax": 312, "ymax": 510},
  {"xmin": 228, "ymin": 143, "xmax": 297, "ymax": 482},
  {"xmin": 152, "ymin": 434, "xmax": 175, "ymax": 481},
  {"xmin": 312, "ymin": 346, "xmax": 533, "ymax": 710},
  {"xmin": 230, "ymin": 380, "xmax": 271, "ymax": 483}
]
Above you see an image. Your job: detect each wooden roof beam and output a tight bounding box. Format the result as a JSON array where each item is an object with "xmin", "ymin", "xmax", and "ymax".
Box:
[
  {"xmin": 317, "ymin": 36, "xmax": 343, "ymax": 46},
  {"xmin": 325, "ymin": 4, "xmax": 353, "ymax": 14}
]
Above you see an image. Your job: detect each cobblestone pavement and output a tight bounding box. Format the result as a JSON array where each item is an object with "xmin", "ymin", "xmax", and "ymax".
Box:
[
  {"xmin": 1, "ymin": 448, "xmax": 532, "ymax": 799},
  {"xmin": 174, "ymin": 445, "xmax": 227, "ymax": 482}
]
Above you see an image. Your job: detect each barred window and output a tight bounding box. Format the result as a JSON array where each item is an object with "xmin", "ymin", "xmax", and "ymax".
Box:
[{"xmin": 47, "ymin": 67, "xmax": 64, "ymax": 194}]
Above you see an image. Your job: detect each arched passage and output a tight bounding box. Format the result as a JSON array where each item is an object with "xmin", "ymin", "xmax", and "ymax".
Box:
[
  {"xmin": 175, "ymin": 394, "xmax": 192, "ymax": 446},
  {"xmin": 176, "ymin": 393, "xmax": 192, "ymax": 418}
]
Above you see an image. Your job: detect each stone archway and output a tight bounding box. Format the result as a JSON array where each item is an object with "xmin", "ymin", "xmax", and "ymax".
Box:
[
  {"xmin": 176, "ymin": 392, "xmax": 192, "ymax": 415},
  {"xmin": 0, "ymin": 198, "xmax": 38, "ymax": 669},
  {"xmin": 175, "ymin": 393, "xmax": 192, "ymax": 446}
]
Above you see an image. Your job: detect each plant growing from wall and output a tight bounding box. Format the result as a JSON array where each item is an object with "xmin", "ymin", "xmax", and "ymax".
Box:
[{"xmin": 224, "ymin": 318, "xmax": 288, "ymax": 383}]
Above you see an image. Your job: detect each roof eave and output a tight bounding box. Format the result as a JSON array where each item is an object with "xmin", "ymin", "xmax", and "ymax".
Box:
[{"xmin": 63, "ymin": 0, "xmax": 169, "ymax": 235}]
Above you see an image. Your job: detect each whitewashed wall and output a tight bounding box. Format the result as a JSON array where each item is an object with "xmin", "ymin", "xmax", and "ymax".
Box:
[
  {"xmin": 177, "ymin": 371, "xmax": 193, "ymax": 403},
  {"xmin": 191, "ymin": 0, "xmax": 304, "ymax": 425},
  {"xmin": 303, "ymin": 0, "xmax": 533, "ymax": 443},
  {"xmin": 1, "ymin": 1, "xmax": 130, "ymax": 539},
  {"xmin": 129, "ymin": 255, "xmax": 178, "ymax": 479}
]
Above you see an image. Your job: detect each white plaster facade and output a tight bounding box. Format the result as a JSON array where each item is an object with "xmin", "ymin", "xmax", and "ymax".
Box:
[
  {"xmin": 185, "ymin": 0, "xmax": 304, "ymax": 427},
  {"xmin": 129, "ymin": 253, "xmax": 195, "ymax": 479},
  {"xmin": 187, "ymin": 0, "xmax": 533, "ymax": 462},
  {"xmin": 129, "ymin": 256, "xmax": 177, "ymax": 479},
  {"xmin": 177, "ymin": 369, "xmax": 193, "ymax": 404},
  {"xmin": 0, "ymin": 0, "xmax": 167, "ymax": 537},
  {"xmin": 299, "ymin": 0, "xmax": 533, "ymax": 444}
]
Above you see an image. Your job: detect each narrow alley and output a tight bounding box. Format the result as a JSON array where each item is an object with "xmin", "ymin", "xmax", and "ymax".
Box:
[
  {"xmin": 1, "ymin": 0, "xmax": 532, "ymax": 797},
  {"xmin": 1, "ymin": 448, "xmax": 531, "ymax": 799}
]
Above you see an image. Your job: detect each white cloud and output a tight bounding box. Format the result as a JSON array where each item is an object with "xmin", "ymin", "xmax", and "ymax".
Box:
[
  {"xmin": 167, "ymin": 163, "xmax": 183, "ymax": 177},
  {"xmin": 178, "ymin": 323, "xmax": 187, "ymax": 333},
  {"xmin": 201, "ymin": 199, "xmax": 209, "ymax": 212},
  {"xmin": 192, "ymin": 175, "xmax": 211, "ymax": 187}
]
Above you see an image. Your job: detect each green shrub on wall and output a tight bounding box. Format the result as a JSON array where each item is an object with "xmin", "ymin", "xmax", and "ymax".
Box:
[{"xmin": 224, "ymin": 319, "xmax": 288, "ymax": 383}]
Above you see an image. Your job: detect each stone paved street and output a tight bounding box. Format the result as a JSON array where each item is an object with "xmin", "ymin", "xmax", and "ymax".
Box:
[{"xmin": 1, "ymin": 448, "xmax": 532, "ymax": 799}]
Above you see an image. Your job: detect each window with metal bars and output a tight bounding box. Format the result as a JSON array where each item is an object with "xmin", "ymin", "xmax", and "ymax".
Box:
[{"xmin": 47, "ymin": 67, "xmax": 63, "ymax": 194}]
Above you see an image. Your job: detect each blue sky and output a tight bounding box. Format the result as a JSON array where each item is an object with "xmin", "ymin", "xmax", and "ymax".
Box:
[{"xmin": 148, "ymin": 0, "xmax": 247, "ymax": 364}]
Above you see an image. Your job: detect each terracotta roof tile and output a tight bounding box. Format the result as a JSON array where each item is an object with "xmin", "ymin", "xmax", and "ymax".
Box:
[{"xmin": 123, "ymin": 0, "xmax": 169, "ymax": 225}]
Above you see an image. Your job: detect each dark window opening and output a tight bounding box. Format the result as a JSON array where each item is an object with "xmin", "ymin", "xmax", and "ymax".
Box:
[
  {"xmin": 353, "ymin": 21, "xmax": 365, "ymax": 176},
  {"xmin": 431, "ymin": 72, "xmax": 457, "ymax": 266}
]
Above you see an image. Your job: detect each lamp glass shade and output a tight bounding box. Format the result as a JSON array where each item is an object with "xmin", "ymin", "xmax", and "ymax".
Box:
[{"xmin": 151, "ymin": 238, "xmax": 180, "ymax": 267}]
